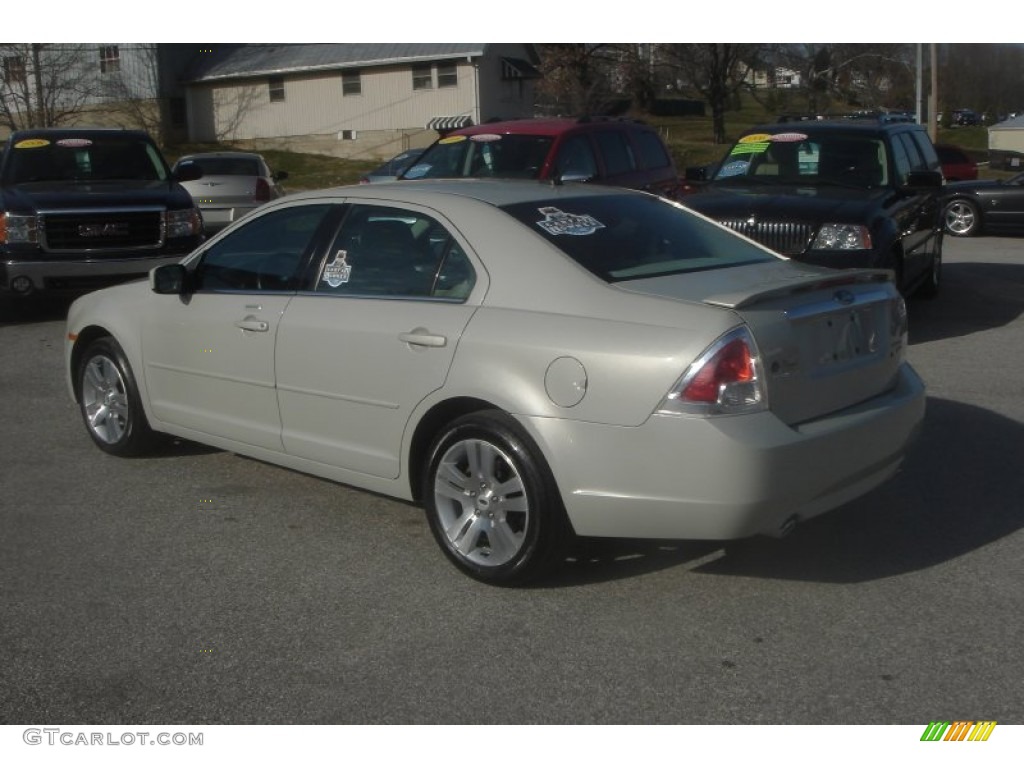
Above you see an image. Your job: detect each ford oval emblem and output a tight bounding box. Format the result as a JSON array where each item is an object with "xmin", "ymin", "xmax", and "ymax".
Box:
[{"xmin": 834, "ymin": 289, "xmax": 856, "ymax": 306}]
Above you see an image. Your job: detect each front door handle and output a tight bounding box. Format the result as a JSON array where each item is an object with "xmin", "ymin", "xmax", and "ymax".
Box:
[
  {"xmin": 235, "ymin": 317, "xmax": 270, "ymax": 332},
  {"xmin": 398, "ymin": 329, "xmax": 447, "ymax": 348}
]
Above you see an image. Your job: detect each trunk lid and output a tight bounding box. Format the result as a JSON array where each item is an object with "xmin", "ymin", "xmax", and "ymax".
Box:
[{"xmin": 618, "ymin": 261, "xmax": 907, "ymax": 426}]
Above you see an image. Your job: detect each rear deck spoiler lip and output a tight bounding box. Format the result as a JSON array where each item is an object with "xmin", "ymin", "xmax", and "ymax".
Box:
[{"xmin": 702, "ymin": 268, "xmax": 894, "ymax": 309}]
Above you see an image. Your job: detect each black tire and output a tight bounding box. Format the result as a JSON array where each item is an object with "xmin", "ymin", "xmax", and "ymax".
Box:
[
  {"xmin": 76, "ymin": 337, "xmax": 157, "ymax": 457},
  {"xmin": 943, "ymin": 198, "xmax": 981, "ymax": 237},
  {"xmin": 422, "ymin": 410, "xmax": 570, "ymax": 586}
]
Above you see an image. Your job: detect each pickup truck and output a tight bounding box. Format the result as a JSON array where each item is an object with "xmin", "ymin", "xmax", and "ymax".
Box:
[{"xmin": 0, "ymin": 128, "xmax": 204, "ymax": 299}]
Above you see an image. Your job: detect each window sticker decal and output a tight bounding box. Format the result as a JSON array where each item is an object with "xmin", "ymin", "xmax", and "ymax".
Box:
[
  {"xmin": 322, "ymin": 250, "xmax": 352, "ymax": 287},
  {"xmin": 739, "ymin": 133, "xmax": 772, "ymax": 144},
  {"xmin": 470, "ymin": 133, "xmax": 502, "ymax": 142},
  {"xmin": 56, "ymin": 138, "xmax": 93, "ymax": 148},
  {"xmin": 536, "ymin": 206, "xmax": 606, "ymax": 236},
  {"xmin": 718, "ymin": 159, "xmax": 751, "ymax": 177},
  {"xmin": 730, "ymin": 142, "xmax": 768, "ymax": 156},
  {"xmin": 770, "ymin": 132, "xmax": 808, "ymax": 143},
  {"xmin": 438, "ymin": 135, "xmax": 467, "ymax": 144},
  {"xmin": 14, "ymin": 138, "xmax": 50, "ymax": 149}
]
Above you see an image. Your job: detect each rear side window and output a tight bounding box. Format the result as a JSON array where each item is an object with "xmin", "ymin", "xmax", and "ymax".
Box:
[
  {"xmin": 403, "ymin": 134, "xmax": 552, "ymax": 180},
  {"xmin": 500, "ymin": 195, "xmax": 777, "ymax": 283}
]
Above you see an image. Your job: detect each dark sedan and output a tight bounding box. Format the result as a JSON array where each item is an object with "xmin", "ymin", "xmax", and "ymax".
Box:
[{"xmin": 943, "ymin": 171, "xmax": 1024, "ymax": 236}]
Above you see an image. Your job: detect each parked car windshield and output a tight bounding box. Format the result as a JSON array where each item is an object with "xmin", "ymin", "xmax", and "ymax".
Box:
[
  {"xmin": 713, "ymin": 132, "xmax": 890, "ymax": 189},
  {"xmin": 6, "ymin": 134, "xmax": 169, "ymax": 184},
  {"xmin": 500, "ymin": 194, "xmax": 778, "ymax": 283},
  {"xmin": 403, "ymin": 134, "xmax": 553, "ymax": 180}
]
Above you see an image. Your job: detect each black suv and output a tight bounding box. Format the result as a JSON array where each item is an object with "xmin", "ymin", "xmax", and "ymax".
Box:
[
  {"xmin": 682, "ymin": 118, "xmax": 944, "ymax": 298},
  {"xmin": 0, "ymin": 128, "xmax": 204, "ymax": 299}
]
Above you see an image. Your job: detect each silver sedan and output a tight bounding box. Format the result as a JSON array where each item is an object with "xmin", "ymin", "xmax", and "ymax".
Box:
[
  {"xmin": 65, "ymin": 180, "xmax": 925, "ymax": 585},
  {"xmin": 173, "ymin": 151, "xmax": 287, "ymax": 234}
]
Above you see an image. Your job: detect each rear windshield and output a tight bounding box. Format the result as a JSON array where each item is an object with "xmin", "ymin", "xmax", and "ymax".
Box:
[
  {"xmin": 184, "ymin": 157, "xmax": 261, "ymax": 176},
  {"xmin": 5, "ymin": 134, "xmax": 168, "ymax": 184},
  {"xmin": 403, "ymin": 134, "xmax": 553, "ymax": 180},
  {"xmin": 500, "ymin": 195, "xmax": 778, "ymax": 283}
]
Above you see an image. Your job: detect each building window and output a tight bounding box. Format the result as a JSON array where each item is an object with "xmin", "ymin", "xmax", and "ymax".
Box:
[
  {"xmin": 342, "ymin": 69, "xmax": 361, "ymax": 96},
  {"xmin": 3, "ymin": 56, "xmax": 25, "ymax": 84},
  {"xmin": 437, "ymin": 62, "xmax": 457, "ymax": 88},
  {"xmin": 99, "ymin": 46, "xmax": 120, "ymax": 75},
  {"xmin": 268, "ymin": 76, "xmax": 285, "ymax": 102},
  {"xmin": 412, "ymin": 63, "xmax": 432, "ymax": 90}
]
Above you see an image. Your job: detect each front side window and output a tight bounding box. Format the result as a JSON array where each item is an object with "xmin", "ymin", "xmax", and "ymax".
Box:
[
  {"xmin": 315, "ymin": 205, "xmax": 475, "ymax": 300},
  {"xmin": 500, "ymin": 195, "xmax": 777, "ymax": 283},
  {"xmin": 412, "ymin": 64, "xmax": 432, "ymax": 90},
  {"xmin": 594, "ymin": 130, "xmax": 636, "ymax": 176},
  {"xmin": 193, "ymin": 205, "xmax": 332, "ymax": 292},
  {"xmin": 553, "ymin": 135, "xmax": 598, "ymax": 180}
]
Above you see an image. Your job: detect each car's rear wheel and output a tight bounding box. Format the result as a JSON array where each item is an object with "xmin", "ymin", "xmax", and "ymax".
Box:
[
  {"xmin": 944, "ymin": 198, "xmax": 980, "ymax": 236},
  {"xmin": 423, "ymin": 411, "xmax": 569, "ymax": 586},
  {"xmin": 77, "ymin": 337, "xmax": 156, "ymax": 456}
]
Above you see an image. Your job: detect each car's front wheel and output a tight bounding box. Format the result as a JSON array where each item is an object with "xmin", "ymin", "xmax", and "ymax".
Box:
[
  {"xmin": 944, "ymin": 198, "xmax": 981, "ymax": 236},
  {"xmin": 77, "ymin": 337, "xmax": 156, "ymax": 456},
  {"xmin": 423, "ymin": 411, "xmax": 570, "ymax": 586}
]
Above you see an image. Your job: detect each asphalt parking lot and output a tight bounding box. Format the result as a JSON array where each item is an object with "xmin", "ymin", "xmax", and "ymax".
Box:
[{"xmin": 1, "ymin": 235, "xmax": 1022, "ymax": 726}]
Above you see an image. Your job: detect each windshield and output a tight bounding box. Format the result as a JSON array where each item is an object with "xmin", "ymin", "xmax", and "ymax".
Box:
[
  {"xmin": 500, "ymin": 195, "xmax": 778, "ymax": 283},
  {"xmin": 403, "ymin": 134, "xmax": 553, "ymax": 180},
  {"xmin": 6, "ymin": 134, "xmax": 169, "ymax": 184},
  {"xmin": 714, "ymin": 131, "xmax": 889, "ymax": 189}
]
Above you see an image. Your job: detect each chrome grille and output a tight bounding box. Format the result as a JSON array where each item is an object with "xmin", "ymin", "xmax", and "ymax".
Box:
[
  {"xmin": 718, "ymin": 218, "xmax": 816, "ymax": 257},
  {"xmin": 41, "ymin": 209, "xmax": 164, "ymax": 253}
]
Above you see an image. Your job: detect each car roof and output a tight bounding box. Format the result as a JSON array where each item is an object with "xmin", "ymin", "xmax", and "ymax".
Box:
[
  {"xmin": 284, "ymin": 177, "xmax": 648, "ymax": 208},
  {"xmin": 745, "ymin": 119, "xmax": 924, "ymax": 137},
  {"xmin": 450, "ymin": 117, "xmax": 654, "ymax": 138},
  {"xmin": 8, "ymin": 127, "xmax": 152, "ymax": 141}
]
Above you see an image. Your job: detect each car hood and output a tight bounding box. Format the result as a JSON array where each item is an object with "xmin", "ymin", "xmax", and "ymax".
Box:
[
  {"xmin": 1, "ymin": 179, "xmax": 194, "ymax": 212},
  {"xmin": 682, "ymin": 182, "xmax": 889, "ymax": 221}
]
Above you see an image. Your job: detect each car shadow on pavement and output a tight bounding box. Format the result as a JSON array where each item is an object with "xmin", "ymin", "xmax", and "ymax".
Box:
[
  {"xmin": 545, "ymin": 396, "xmax": 1023, "ymax": 586},
  {"xmin": 909, "ymin": 261, "xmax": 1024, "ymax": 344},
  {"xmin": 692, "ymin": 396, "xmax": 1023, "ymax": 583},
  {"xmin": 0, "ymin": 295, "xmax": 74, "ymax": 326}
]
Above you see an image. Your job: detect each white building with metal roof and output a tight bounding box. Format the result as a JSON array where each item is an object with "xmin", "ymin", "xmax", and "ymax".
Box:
[{"xmin": 182, "ymin": 43, "xmax": 540, "ymax": 159}]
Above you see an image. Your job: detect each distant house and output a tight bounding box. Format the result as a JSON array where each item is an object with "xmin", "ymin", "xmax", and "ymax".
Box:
[
  {"xmin": 181, "ymin": 44, "xmax": 541, "ymax": 159},
  {"xmin": 988, "ymin": 114, "xmax": 1024, "ymax": 171}
]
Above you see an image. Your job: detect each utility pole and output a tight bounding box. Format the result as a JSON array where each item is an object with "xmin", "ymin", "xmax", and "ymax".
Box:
[
  {"xmin": 31, "ymin": 43, "xmax": 46, "ymax": 128},
  {"xmin": 928, "ymin": 44, "xmax": 938, "ymax": 143}
]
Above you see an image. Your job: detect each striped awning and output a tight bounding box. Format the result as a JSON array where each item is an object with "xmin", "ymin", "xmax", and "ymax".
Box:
[{"xmin": 427, "ymin": 115, "xmax": 473, "ymax": 132}]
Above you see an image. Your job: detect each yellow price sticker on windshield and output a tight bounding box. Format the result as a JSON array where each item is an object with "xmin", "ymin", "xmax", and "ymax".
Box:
[{"xmin": 14, "ymin": 138, "xmax": 50, "ymax": 149}]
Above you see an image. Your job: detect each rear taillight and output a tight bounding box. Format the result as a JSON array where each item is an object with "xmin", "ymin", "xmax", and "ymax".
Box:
[
  {"xmin": 658, "ymin": 326, "xmax": 767, "ymax": 416},
  {"xmin": 254, "ymin": 177, "xmax": 272, "ymax": 202}
]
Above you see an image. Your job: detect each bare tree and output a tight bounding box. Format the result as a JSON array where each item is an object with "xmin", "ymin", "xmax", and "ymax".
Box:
[
  {"xmin": 534, "ymin": 44, "xmax": 623, "ymax": 115},
  {"xmin": 0, "ymin": 43, "xmax": 98, "ymax": 130},
  {"xmin": 96, "ymin": 44, "xmax": 165, "ymax": 140},
  {"xmin": 661, "ymin": 44, "xmax": 761, "ymax": 143}
]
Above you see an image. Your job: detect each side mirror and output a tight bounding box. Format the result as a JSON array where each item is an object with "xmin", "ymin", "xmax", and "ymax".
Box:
[
  {"xmin": 173, "ymin": 161, "xmax": 203, "ymax": 183},
  {"xmin": 151, "ymin": 263, "xmax": 190, "ymax": 295}
]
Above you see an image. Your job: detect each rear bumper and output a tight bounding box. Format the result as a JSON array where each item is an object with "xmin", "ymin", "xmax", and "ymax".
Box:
[{"xmin": 522, "ymin": 363, "xmax": 926, "ymax": 540}]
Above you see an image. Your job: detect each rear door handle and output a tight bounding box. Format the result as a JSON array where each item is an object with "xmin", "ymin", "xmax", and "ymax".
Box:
[{"xmin": 398, "ymin": 330, "xmax": 447, "ymax": 348}]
